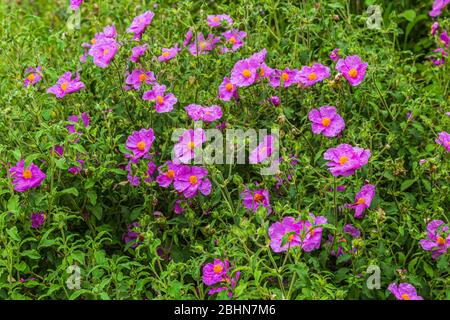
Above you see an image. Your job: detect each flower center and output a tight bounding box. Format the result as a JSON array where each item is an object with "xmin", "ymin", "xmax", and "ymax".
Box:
[
  {"xmin": 166, "ymin": 169, "xmax": 175, "ymax": 179},
  {"xmin": 212, "ymin": 17, "xmax": 220, "ymax": 21},
  {"xmin": 356, "ymin": 197, "xmax": 366, "ymax": 205},
  {"xmin": 137, "ymin": 141, "xmax": 146, "ymax": 151},
  {"xmin": 213, "ymin": 264, "xmax": 223, "ymax": 274},
  {"xmin": 199, "ymin": 41, "xmax": 208, "ymax": 50},
  {"xmin": 139, "ymin": 73, "xmax": 147, "ymax": 82},
  {"xmin": 259, "ymin": 68, "xmax": 265, "ymax": 76},
  {"xmin": 437, "ymin": 236, "xmax": 446, "ymax": 246},
  {"xmin": 321, "ymin": 117, "xmax": 331, "ymax": 127},
  {"xmin": 187, "ymin": 141, "xmax": 195, "ymax": 150},
  {"xmin": 308, "ymin": 72, "xmax": 317, "ymax": 81},
  {"xmin": 225, "ymin": 83, "xmax": 234, "ymax": 91},
  {"xmin": 156, "ymin": 95, "xmax": 165, "ymax": 104},
  {"xmin": 229, "ymin": 36, "xmax": 236, "ymax": 44},
  {"xmin": 253, "ymin": 193, "xmax": 264, "ymax": 202},
  {"xmin": 401, "ymin": 294, "xmax": 410, "ymax": 300},
  {"xmin": 60, "ymin": 81, "xmax": 68, "ymax": 91},
  {"xmin": 103, "ymin": 49, "xmax": 109, "ymax": 55},
  {"xmin": 162, "ymin": 51, "xmax": 169, "ymax": 57},
  {"xmin": 91, "ymin": 38, "xmax": 97, "ymax": 44},
  {"xmin": 349, "ymin": 68, "xmax": 358, "ymax": 78},
  {"xmin": 339, "ymin": 156, "xmax": 349, "ymax": 166},
  {"xmin": 27, "ymin": 73, "xmax": 36, "ymax": 81},
  {"xmin": 309, "ymin": 229, "xmax": 315, "ymax": 236},
  {"xmin": 288, "ymin": 234, "xmax": 294, "ymax": 242},
  {"xmin": 189, "ymin": 175, "xmax": 198, "ymax": 185},
  {"xmin": 22, "ymin": 169, "xmax": 32, "ymax": 179},
  {"xmin": 242, "ymin": 69, "xmax": 251, "ymax": 78},
  {"xmin": 282, "ymin": 72, "xmax": 289, "ymax": 81}
]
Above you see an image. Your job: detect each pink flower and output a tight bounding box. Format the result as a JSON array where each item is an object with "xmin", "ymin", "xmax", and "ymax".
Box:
[
  {"xmin": 68, "ymin": 160, "xmax": 85, "ymax": 175},
  {"xmin": 183, "ymin": 28, "xmax": 193, "ymax": 47},
  {"xmin": 188, "ymin": 33, "xmax": 220, "ymax": 56},
  {"xmin": 156, "ymin": 161, "xmax": 185, "ymax": 188},
  {"xmin": 269, "ymin": 68, "xmax": 300, "ymax": 88},
  {"xmin": 268, "ymin": 96, "xmax": 280, "ymax": 106},
  {"xmin": 323, "ymin": 144, "xmax": 371, "ymax": 177},
  {"xmin": 330, "ymin": 48, "xmax": 341, "ymax": 61},
  {"xmin": 431, "ymin": 22, "xmax": 440, "ymax": 36},
  {"xmin": 47, "ymin": 71, "xmax": 85, "ymax": 99},
  {"xmin": 435, "ymin": 131, "xmax": 450, "ymax": 152},
  {"xmin": 88, "ymin": 37, "xmax": 119, "ymax": 68},
  {"xmin": 31, "ymin": 212, "xmax": 46, "ymax": 229},
  {"xmin": 125, "ymin": 69, "xmax": 156, "ymax": 90},
  {"xmin": 299, "ymin": 214, "xmax": 328, "ymax": 252},
  {"xmin": 130, "ymin": 44, "xmax": 147, "ymax": 62},
  {"xmin": 184, "ymin": 104, "xmax": 222, "ymax": 122},
  {"xmin": 218, "ymin": 77, "xmax": 238, "ymax": 101},
  {"xmin": 431, "ymin": 48, "xmax": 448, "ymax": 66},
  {"xmin": 346, "ymin": 184, "xmax": 376, "ymax": 218},
  {"xmin": 269, "ymin": 217, "xmax": 302, "ymax": 253},
  {"xmin": 297, "ymin": 64, "xmax": 330, "ymax": 87},
  {"xmin": 202, "ymin": 259, "xmax": 229, "ymax": 286},
  {"xmin": 308, "ymin": 106, "xmax": 345, "ymax": 137},
  {"xmin": 158, "ymin": 45, "xmax": 180, "ymax": 62},
  {"xmin": 173, "ymin": 165, "xmax": 212, "ymax": 198},
  {"xmin": 9, "ymin": 160, "xmax": 46, "ymax": 192},
  {"xmin": 241, "ymin": 187, "xmax": 272, "ymax": 214},
  {"xmin": 127, "ymin": 11, "xmax": 155, "ymax": 40},
  {"xmin": 419, "ymin": 220, "xmax": 449, "ymax": 259},
  {"xmin": 125, "ymin": 128, "xmax": 155, "ymax": 161},
  {"xmin": 440, "ymin": 31, "xmax": 449, "ymax": 48},
  {"xmin": 249, "ymin": 135, "xmax": 274, "ymax": 164},
  {"xmin": 336, "ymin": 55, "xmax": 368, "ymax": 86},
  {"xmin": 429, "ymin": 0, "xmax": 450, "ymax": 17},
  {"xmin": 69, "ymin": 0, "xmax": 83, "ymax": 10},
  {"xmin": 230, "ymin": 58, "xmax": 260, "ymax": 87},
  {"xmin": 23, "ymin": 66, "xmax": 43, "ymax": 87},
  {"xmin": 173, "ymin": 129, "xmax": 206, "ymax": 164},
  {"xmin": 142, "ymin": 84, "xmax": 177, "ymax": 113},
  {"xmin": 388, "ymin": 283, "xmax": 423, "ymax": 300},
  {"xmin": 207, "ymin": 14, "xmax": 233, "ymax": 27},
  {"xmin": 221, "ymin": 29, "xmax": 247, "ymax": 52}
]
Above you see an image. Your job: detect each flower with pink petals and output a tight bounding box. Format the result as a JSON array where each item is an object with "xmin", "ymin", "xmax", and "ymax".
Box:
[
  {"xmin": 127, "ymin": 11, "xmax": 155, "ymax": 40},
  {"xmin": 298, "ymin": 64, "xmax": 330, "ymax": 87},
  {"xmin": 230, "ymin": 58, "xmax": 260, "ymax": 87},
  {"xmin": 419, "ymin": 220, "xmax": 449, "ymax": 259},
  {"xmin": 158, "ymin": 45, "xmax": 180, "ymax": 62},
  {"xmin": 218, "ymin": 77, "xmax": 238, "ymax": 101},
  {"xmin": 173, "ymin": 165, "xmax": 211, "ymax": 198},
  {"xmin": 336, "ymin": 55, "xmax": 368, "ymax": 86},
  {"xmin": 440, "ymin": 31, "xmax": 449, "ymax": 48},
  {"xmin": 269, "ymin": 217, "xmax": 302, "ymax": 253},
  {"xmin": 222, "ymin": 29, "xmax": 247, "ymax": 52},
  {"xmin": 188, "ymin": 33, "xmax": 220, "ymax": 56},
  {"xmin": 47, "ymin": 72, "xmax": 85, "ymax": 99},
  {"xmin": 130, "ymin": 44, "xmax": 147, "ymax": 62},
  {"xmin": 330, "ymin": 48, "xmax": 341, "ymax": 61},
  {"xmin": 142, "ymin": 84, "xmax": 177, "ymax": 113},
  {"xmin": 173, "ymin": 129, "xmax": 206, "ymax": 164},
  {"xmin": 431, "ymin": 22, "xmax": 440, "ymax": 36},
  {"xmin": 388, "ymin": 283, "xmax": 423, "ymax": 300},
  {"xmin": 308, "ymin": 106, "xmax": 345, "ymax": 137},
  {"xmin": 300, "ymin": 214, "xmax": 328, "ymax": 252},
  {"xmin": 207, "ymin": 14, "xmax": 233, "ymax": 27},
  {"xmin": 323, "ymin": 144, "xmax": 371, "ymax": 177},
  {"xmin": 241, "ymin": 187, "xmax": 272, "ymax": 214},
  {"xmin": 429, "ymin": 0, "xmax": 450, "ymax": 17},
  {"xmin": 346, "ymin": 184, "xmax": 376, "ymax": 218},
  {"xmin": 69, "ymin": 0, "xmax": 83, "ymax": 10},
  {"xmin": 88, "ymin": 37, "xmax": 119, "ymax": 68},
  {"xmin": 269, "ymin": 68, "xmax": 300, "ymax": 88},
  {"xmin": 9, "ymin": 160, "xmax": 46, "ymax": 192},
  {"xmin": 184, "ymin": 104, "xmax": 222, "ymax": 122},
  {"xmin": 23, "ymin": 66, "xmax": 43, "ymax": 87},
  {"xmin": 249, "ymin": 135, "xmax": 275, "ymax": 164},
  {"xmin": 125, "ymin": 69, "xmax": 156, "ymax": 90},
  {"xmin": 435, "ymin": 131, "xmax": 450, "ymax": 152},
  {"xmin": 125, "ymin": 128, "xmax": 155, "ymax": 161},
  {"xmin": 156, "ymin": 161, "xmax": 186, "ymax": 188}
]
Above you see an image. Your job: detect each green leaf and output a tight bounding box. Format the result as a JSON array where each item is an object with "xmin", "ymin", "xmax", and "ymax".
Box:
[
  {"xmin": 7, "ymin": 195, "xmax": 20, "ymax": 213},
  {"xmin": 87, "ymin": 191, "xmax": 97, "ymax": 205},
  {"xmin": 399, "ymin": 9, "xmax": 416, "ymax": 22},
  {"xmin": 7, "ymin": 226, "xmax": 20, "ymax": 242},
  {"xmin": 422, "ymin": 261, "xmax": 434, "ymax": 278},
  {"xmin": 22, "ymin": 249, "xmax": 41, "ymax": 260},
  {"xmin": 59, "ymin": 187, "xmax": 79, "ymax": 197},
  {"xmin": 400, "ymin": 179, "xmax": 415, "ymax": 191}
]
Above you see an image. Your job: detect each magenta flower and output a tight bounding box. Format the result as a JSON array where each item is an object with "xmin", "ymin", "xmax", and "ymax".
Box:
[
  {"xmin": 269, "ymin": 217, "xmax": 302, "ymax": 253},
  {"xmin": 308, "ymin": 106, "xmax": 345, "ymax": 137},
  {"xmin": 336, "ymin": 55, "xmax": 368, "ymax": 86},
  {"xmin": 53, "ymin": 145, "xmax": 64, "ymax": 157},
  {"xmin": 388, "ymin": 283, "xmax": 423, "ymax": 300},
  {"xmin": 230, "ymin": 58, "xmax": 260, "ymax": 87},
  {"xmin": 156, "ymin": 161, "xmax": 185, "ymax": 188},
  {"xmin": 346, "ymin": 184, "xmax": 376, "ymax": 218},
  {"xmin": 130, "ymin": 44, "xmax": 147, "ymax": 62},
  {"xmin": 207, "ymin": 14, "xmax": 233, "ymax": 27},
  {"xmin": 330, "ymin": 48, "xmax": 341, "ymax": 61},
  {"xmin": 297, "ymin": 64, "xmax": 330, "ymax": 87},
  {"xmin": 158, "ymin": 45, "xmax": 180, "ymax": 62},
  {"xmin": 9, "ymin": 160, "xmax": 46, "ymax": 192},
  {"xmin": 241, "ymin": 187, "xmax": 272, "ymax": 214},
  {"xmin": 31, "ymin": 212, "xmax": 46, "ymax": 229},
  {"xmin": 323, "ymin": 144, "xmax": 371, "ymax": 177},
  {"xmin": 69, "ymin": 0, "xmax": 82, "ymax": 10},
  {"xmin": 429, "ymin": 0, "xmax": 450, "ymax": 17},
  {"xmin": 207, "ymin": 271, "xmax": 240, "ymax": 299},
  {"xmin": 125, "ymin": 69, "xmax": 156, "ymax": 90},
  {"xmin": 127, "ymin": 11, "xmax": 155, "ymax": 40},
  {"xmin": 183, "ymin": 28, "xmax": 193, "ymax": 47},
  {"xmin": 202, "ymin": 259, "xmax": 229, "ymax": 286},
  {"xmin": 66, "ymin": 112, "xmax": 89, "ymax": 143},
  {"xmin": 222, "ymin": 29, "xmax": 247, "ymax": 52},
  {"xmin": 88, "ymin": 37, "xmax": 119, "ymax": 68},
  {"xmin": 142, "ymin": 84, "xmax": 177, "ymax": 113},
  {"xmin": 431, "ymin": 22, "xmax": 440, "ymax": 36},
  {"xmin": 125, "ymin": 128, "xmax": 155, "ymax": 160},
  {"xmin": 431, "ymin": 48, "xmax": 448, "ymax": 66},
  {"xmin": 173, "ymin": 165, "xmax": 211, "ymax": 198},
  {"xmin": 268, "ymin": 96, "xmax": 280, "ymax": 106},
  {"xmin": 173, "ymin": 129, "xmax": 206, "ymax": 164},
  {"xmin": 419, "ymin": 220, "xmax": 449, "ymax": 259},
  {"xmin": 184, "ymin": 104, "xmax": 222, "ymax": 122},
  {"xmin": 24, "ymin": 66, "xmax": 43, "ymax": 87},
  {"xmin": 47, "ymin": 72, "xmax": 85, "ymax": 98},
  {"xmin": 218, "ymin": 77, "xmax": 238, "ymax": 101},
  {"xmin": 188, "ymin": 33, "xmax": 220, "ymax": 56},
  {"xmin": 343, "ymin": 224, "xmax": 361, "ymax": 238},
  {"xmin": 269, "ymin": 68, "xmax": 300, "ymax": 88},
  {"xmin": 258, "ymin": 63, "xmax": 275, "ymax": 80},
  {"xmin": 249, "ymin": 135, "xmax": 275, "ymax": 164},
  {"xmin": 435, "ymin": 131, "xmax": 450, "ymax": 152},
  {"xmin": 68, "ymin": 159, "xmax": 85, "ymax": 175},
  {"xmin": 299, "ymin": 214, "xmax": 327, "ymax": 252},
  {"xmin": 440, "ymin": 31, "xmax": 449, "ymax": 48},
  {"xmin": 122, "ymin": 222, "xmax": 143, "ymax": 249}
]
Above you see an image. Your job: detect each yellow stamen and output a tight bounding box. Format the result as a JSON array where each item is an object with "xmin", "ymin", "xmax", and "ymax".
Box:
[
  {"xmin": 339, "ymin": 156, "xmax": 349, "ymax": 166},
  {"xmin": 91, "ymin": 38, "xmax": 97, "ymax": 44},
  {"xmin": 253, "ymin": 193, "xmax": 264, "ymax": 202},
  {"xmin": 288, "ymin": 234, "xmax": 294, "ymax": 242},
  {"xmin": 60, "ymin": 81, "xmax": 68, "ymax": 91},
  {"xmin": 212, "ymin": 17, "xmax": 220, "ymax": 21},
  {"xmin": 437, "ymin": 236, "xmax": 446, "ymax": 246},
  {"xmin": 103, "ymin": 49, "xmax": 109, "ymax": 55},
  {"xmin": 166, "ymin": 169, "xmax": 175, "ymax": 179},
  {"xmin": 229, "ymin": 36, "xmax": 236, "ymax": 44},
  {"xmin": 357, "ymin": 197, "xmax": 365, "ymax": 205},
  {"xmin": 349, "ymin": 68, "xmax": 358, "ymax": 78},
  {"xmin": 282, "ymin": 72, "xmax": 289, "ymax": 81},
  {"xmin": 308, "ymin": 72, "xmax": 317, "ymax": 81},
  {"xmin": 27, "ymin": 74, "xmax": 36, "ymax": 81},
  {"xmin": 137, "ymin": 141, "xmax": 146, "ymax": 151},
  {"xmin": 199, "ymin": 41, "xmax": 208, "ymax": 50},
  {"xmin": 321, "ymin": 117, "xmax": 331, "ymax": 127},
  {"xmin": 23, "ymin": 169, "xmax": 32, "ymax": 179},
  {"xmin": 162, "ymin": 51, "xmax": 169, "ymax": 57},
  {"xmin": 156, "ymin": 95, "xmax": 164, "ymax": 104},
  {"xmin": 213, "ymin": 264, "xmax": 223, "ymax": 273},
  {"xmin": 139, "ymin": 73, "xmax": 147, "ymax": 82},
  {"xmin": 401, "ymin": 294, "xmax": 410, "ymax": 300},
  {"xmin": 225, "ymin": 83, "xmax": 234, "ymax": 91},
  {"xmin": 189, "ymin": 175, "xmax": 198, "ymax": 185},
  {"xmin": 242, "ymin": 69, "xmax": 251, "ymax": 78}
]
